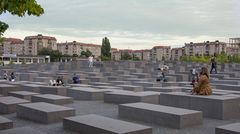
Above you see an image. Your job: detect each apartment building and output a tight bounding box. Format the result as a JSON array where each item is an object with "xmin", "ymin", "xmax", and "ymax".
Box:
[
  {"xmin": 151, "ymin": 45, "xmax": 171, "ymax": 61},
  {"xmin": 1, "ymin": 38, "xmax": 24, "ymax": 55},
  {"xmin": 184, "ymin": 41, "xmax": 227, "ymax": 56},
  {"xmin": 171, "ymin": 47, "xmax": 183, "ymax": 61},
  {"xmin": 57, "ymin": 41, "xmax": 101, "ymax": 57},
  {"xmin": 228, "ymin": 38, "xmax": 240, "ymax": 55},
  {"xmin": 24, "ymin": 34, "xmax": 57, "ymax": 56},
  {"xmin": 142, "ymin": 49, "xmax": 151, "ymax": 61}
]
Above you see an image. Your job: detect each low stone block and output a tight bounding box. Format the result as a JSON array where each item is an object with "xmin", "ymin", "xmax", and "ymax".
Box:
[
  {"xmin": 89, "ymin": 82, "xmax": 111, "ymax": 86},
  {"xmin": 67, "ymin": 87, "xmax": 109, "ymax": 100},
  {"xmin": 17, "ymin": 102, "xmax": 75, "ymax": 124},
  {"xmin": 0, "ymin": 84, "xmax": 19, "ymax": 96},
  {"xmin": 32, "ymin": 94, "xmax": 73, "ymax": 105},
  {"xmin": 39, "ymin": 86, "xmax": 67, "ymax": 96},
  {"xmin": 0, "ymin": 127, "xmax": 45, "ymax": 134},
  {"xmin": 116, "ymin": 85, "xmax": 144, "ymax": 92},
  {"xmin": 8, "ymin": 91, "xmax": 39, "ymax": 100},
  {"xmin": 119, "ymin": 102, "xmax": 202, "ymax": 129},
  {"xmin": 216, "ymin": 123, "xmax": 240, "ymax": 134},
  {"xmin": 145, "ymin": 86, "xmax": 183, "ymax": 92},
  {"xmin": 159, "ymin": 92, "xmax": 240, "ymax": 120},
  {"xmin": 0, "ymin": 96, "xmax": 30, "ymax": 114},
  {"xmin": 20, "ymin": 84, "xmax": 41, "ymax": 92},
  {"xmin": 104, "ymin": 91, "xmax": 160, "ymax": 104},
  {"xmin": 0, "ymin": 116, "xmax": 13, "ymax": 130},
  {"xmin": 132, "ymin": 81, "xmax": 160, "ymax": 88},
  {"xmin": 63, "ymin": 114, "xmax": 152, "ymax": 134},
  {"xmin": 110, "ymin": 81, "xmax": 131, "ymax": 85}
]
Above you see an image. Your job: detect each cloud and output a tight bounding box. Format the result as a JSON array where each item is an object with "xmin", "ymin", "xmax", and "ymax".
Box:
[{"xmin": 2, "ymin": 0, "xmax": 239, "ymax": 49}]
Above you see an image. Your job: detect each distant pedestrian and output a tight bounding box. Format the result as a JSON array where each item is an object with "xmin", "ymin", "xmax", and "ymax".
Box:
[
  {"xmin": 88, "ymin": 55, "xmax": 94, "ymax": 68},
  {"xmin": 210, "ymin": 56, "xmax": 217, "ymax": 74},
  {"xmin": 72, "ymin": 73, "xmax": 80, "ymax": 84},
  {"xmin": 3, "ymin": 71, "xmax": 8, "ymax": 80},
  {"xmin": 9, "ymin": 72, "xmax": 16, "ymax": 82},
  {"xmin": 190, "ymin": 66, "xmax": 198, "ymax": 86}
]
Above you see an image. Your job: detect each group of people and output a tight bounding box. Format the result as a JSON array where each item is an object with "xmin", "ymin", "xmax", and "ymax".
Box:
[
  {"xmin": 3, "ymin": 71, "xmax": 16, "ymax": 82},
  {"xmin": 156, "ymin": 62, "xmax": 213, "ymax": 96},
  {"xmin": 49, "ymin": 76, "xmax": 64, "ymax": 86}
]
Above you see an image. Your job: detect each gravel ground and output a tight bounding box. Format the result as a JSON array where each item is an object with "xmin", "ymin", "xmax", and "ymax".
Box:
[{"xmin": 1, "ymin": 100, "xmax": 240, "ymax": 134}]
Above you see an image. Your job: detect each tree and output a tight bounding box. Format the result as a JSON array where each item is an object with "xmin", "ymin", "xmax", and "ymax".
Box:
[
  {"xmin": 0, "ymin": 0, "xmax": 44, "ymax": 39},
  {"xmin": 80, "ymin": 49, "xmax": 92, "ymax": 57},
  {"xmin": 121, "ymin": 52, "xmax": 132, "ymax": 60},
  {"xmin": 101, "ymin": 37, "xmax": 111, "ymax": 61},
  {"xmin": 38, "ymin": 48, "xmax": 62, "ymax": 62}
]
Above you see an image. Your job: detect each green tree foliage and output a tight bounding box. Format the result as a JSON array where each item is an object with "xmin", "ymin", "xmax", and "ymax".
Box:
[
  {"xmin": 72, "ymin": 54, "xmax": 78, "ymax": 57},
  {"xmin": 0, "ymin": 0, "xmax": 44, "ymax": 39},
  {"xmin": 133, "ymin": 54, "xmax": 140, "ymax": 61},
  {"xmin": 121, "ymin": 52, "xmax": 132, "ymax": 60},
  {"xmin": 80, "ymin": 49, "xmax": 92, "ymax": 57},
  {"xmin": 101, "ymin": 37, "xmax": 111, "ymax": 61},
  {"xmin": 38, "ymin": 48, "xmax": 62, "ymax": 62},
  {"xmin": 180, "ymin": 53, "xmax": 240, "ymax": 64}
]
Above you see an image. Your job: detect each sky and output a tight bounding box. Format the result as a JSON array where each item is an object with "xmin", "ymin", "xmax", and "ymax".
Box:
[{"xmin": 1, "ymin": 0, "xmax": 240, "ymax": 50}]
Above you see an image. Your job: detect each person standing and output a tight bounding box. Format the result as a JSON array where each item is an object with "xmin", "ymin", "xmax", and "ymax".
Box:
[
  {"xmin": 88, "ymin": 55, "xmax": 94, "ymax": 68},
  {"xmin": 210, "ymin": 56, "xmax": 217, "ymax": 74}
]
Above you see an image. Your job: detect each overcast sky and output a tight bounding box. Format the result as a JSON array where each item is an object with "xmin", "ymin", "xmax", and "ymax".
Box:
[{"xmin": 1, "ymin": 0, "xmax": 239, "ymax": 49}]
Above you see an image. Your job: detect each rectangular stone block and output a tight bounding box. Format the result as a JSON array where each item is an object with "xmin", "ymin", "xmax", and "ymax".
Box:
[
  {"xmin": 33, "ymin": 77, "xmax": 53, "ymax": 83},
  {"xmin": 67, "ymin": 87, "xmax": 109, "ymax": 100},
  {"xmin": 0, "ymin": 84, "xmax": 19, "ymax": 96},
  {"xmin": 8, "ymin": 91, "xmax": 39, "ymax": 100},
  {"xmin": 216, "ymin": 123, "xmax": 240, "ymax": 134},
  {"xmin": 0, "ymin": 126, "xmax": 45, "ymax": 134},
  {"xmin": 63, "ymin": 114, "xmax": 152, "ymax": 134},
  {"xmin": 86, "ymin": 76, "xmax": 107, "ymax": 82},
  {"xmin": 145, "ymin": 86, "xmax": 182, "ymax": 92},
  {"xmin": 20, "ymin": 84, "xmax": 41, "ymax": 92},
  {"xmin": 119, "ymin": 102, "xmax": 202, "ymax": 129},
  {"xmin": 116, "ymin": 85, "xmax": 144, "ymax": 92},
  {"xmin": 110, "ymin": 81, "xmax": 131, "ymax": 85},
  {"xmin": 32, "ymin": 94, "xmax": 73, "ymax": 105},
  {"xmin": 0, "ymin": 116, "xmax": 13, "ymax": 130},
  {"xmin": 0, "ymin": 96, "xmax": 30, "ymax": 114},
  {"xmin": 17, "ymin": 102, "xmax": 75, "ymax": 124},
  {"xmin": 159, "ymin": 92, "xmax": 240, "ymax": 120},
  {"xmin": 132, "ymin": 81, "xmax": 160, "ymax": 88},
  {"xmin": 104, "ymin": 91, "xmax": 160, "ymax": 104},
  {"xmin": 39, "ymin": 86, "xmax": 67, "ymax": 96},
  {"xmin": 89, "ymin": 82, "xmax": 111, "ymax": 86}
]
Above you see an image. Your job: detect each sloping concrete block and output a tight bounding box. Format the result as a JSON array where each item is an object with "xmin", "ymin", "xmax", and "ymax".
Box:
[{"xmin": 63, "ymin": 114, "xmax": 152, "ymax": 134}]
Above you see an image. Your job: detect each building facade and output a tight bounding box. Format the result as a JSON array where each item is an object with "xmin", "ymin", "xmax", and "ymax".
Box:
[
  {"xmin": 24, "ymin": 34, "xmax": 57, "ymax": 56},
  {"xmin": 1, "ymin": 38, "xmax": 24, "ymax": 55},
  {"xmin": 171, "ymin": 47, "xmax": 183, "ymax": 61},
  {"xmin": 228, "ymin": 38, "xmax": 240, "ymax": 55},
  {"xmin": 184, "ymin": 41, "xmax": 227, "ymax": 56},
  {"xmin": 57, "ymin": 41, "xmax": 101, "ymax": 57},
  {"xmin": 151, "ymin": 45, "xmax": 171, "ymax": 61}
]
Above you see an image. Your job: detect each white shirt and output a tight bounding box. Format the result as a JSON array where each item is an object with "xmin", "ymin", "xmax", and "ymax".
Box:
[{"xmin": 88, "ymin": 56, "xmax": 93, "ymax": 62}]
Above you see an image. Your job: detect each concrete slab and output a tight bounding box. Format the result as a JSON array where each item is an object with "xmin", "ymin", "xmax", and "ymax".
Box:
[
  {"xmin": 0, "ymin": 127, "xmax": 45, "ymax": 134},
  {"xmin": 159, "ymin": 92, "xmax": 240, "ymax": 120},
  {"xmin": 116, "ymin": 85, "xmax": 144, "ymax": 92},
  {"xmin": 0, "ymin": 116, "xmax": 13, "ymax": 130},
  {"xmin": 67, "ymin": 87, "xmax": 110, "ymax": 100},
  {"xmin": 32, "ymin": 94, "xmax": 73, "ymax": 105},
  {"xmin": 145, "ymin": 86, "xmax": 183, "ymax": 92},
  {"xmin": 104, "ymin": 91, "xmax": 160, "ymax": 104},
  {"xmin": 63, "ymin": 114, "xmax": 152, "ymax": 134},
  {"xmin": 216, "ymin": 123, "xmax": 240, "ymax": 134},
  {"xmin": 119, "ymin": 102, "xmax": 202, "ymax": 129},
  {"xmin": 17, "ymin": 102, "xmax": 75, "ymax": 124},
  {"xmin": 39, "ymin": 86, "xmax": 67, "ymax": 96},
  {"xmin": 0, "ymin": 96, "xmax": 30, "ymax": 114},
  {"xmin": 0, "ymin": 84, "xmax": 19, "ymax": 96},
  {"xmin": 8, "ymin": 91, "xmax": 40, "ymax": 100}
]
